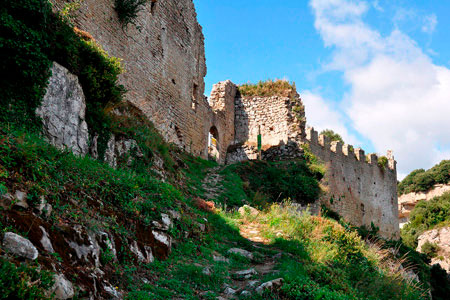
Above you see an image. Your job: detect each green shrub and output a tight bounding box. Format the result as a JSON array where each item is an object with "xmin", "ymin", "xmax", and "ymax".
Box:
[
  {"xmin": 398, "ymin": 160, "xmax": 450, "ymax": 195},
  {"xmin": 401, "ymin": 192, "xmax": 450, "ymax": 248},
  {"xmin": 421, "ymin": 241, "xmax": 439, "ymax": 259},
  {"xmin": 114, "ymin": 0, "xmax": 148, "ymax": 28},
  {"xmin": 1, "ymin": 0, "xmax": 125, "ymax": 158},
  {"xmin": 378, "ymin": 156, "xmax": 388, "ymax": 169},
  {"xmin": 221, "ymin": 159, "xmax": 324, "ymax": 208},
  {"xmin": 0, "ymin": 258, "xmax": 54, "ymax": 299}
]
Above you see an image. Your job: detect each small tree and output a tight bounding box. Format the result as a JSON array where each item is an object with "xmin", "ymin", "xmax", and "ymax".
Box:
[{"xmin": 320, "ymin": 129, "xmax": 344, "ymax": 143}]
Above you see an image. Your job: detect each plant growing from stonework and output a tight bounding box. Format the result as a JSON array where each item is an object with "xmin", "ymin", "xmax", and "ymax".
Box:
[
  {"xmin": 114, "ymin": 0, "xmax": 148, "ymax": 28},
  {"xmin": 378, "ymin": 156, "xmax": 388, "ymax": 169}
]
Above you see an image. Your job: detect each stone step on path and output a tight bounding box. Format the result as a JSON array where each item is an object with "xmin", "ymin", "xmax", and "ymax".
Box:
[
  {"xmin": 202, "ymin": 166, "xmax": 225, "ymax": 201},
  {"xmin": 219, "ymin": 216, "xmax": 286, "ymax": 299}
]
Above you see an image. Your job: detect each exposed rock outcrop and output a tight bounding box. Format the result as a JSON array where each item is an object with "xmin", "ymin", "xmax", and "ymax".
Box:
[
  {"xmin": 2, "ymin": 232, "xmax": 39, "ymax": 260},
  {"xmin": 399, "ymin": 184, "xmax": 450, "ymax": 227},
  {"xmin": 417, "ymin": 227, "xmax": 450, "ymax": 273},
  {"xmin": 36, "ymin": 62, "xmax": 89, "ymax": 156}
]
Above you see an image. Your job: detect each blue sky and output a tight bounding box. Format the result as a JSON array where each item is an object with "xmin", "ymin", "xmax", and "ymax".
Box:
[{"xmin": 193, "ymin": 0, "xmax": 450, "ymax": 179}]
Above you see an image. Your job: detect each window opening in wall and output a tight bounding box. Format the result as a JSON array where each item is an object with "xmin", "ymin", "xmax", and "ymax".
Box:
[
  {"xmin": 191, "ymin": 83, "xmax": 198, "ymax": 111},
  {"xmin": 208, "ymin": 126, "xmax": 219, "ymax": 161}
]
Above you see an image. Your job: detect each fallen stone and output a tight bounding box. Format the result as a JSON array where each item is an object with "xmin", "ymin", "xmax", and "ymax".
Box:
[
  {"xmin": 104, "ymin": 283, "xmax": 122, "ymax": 299},
  {"xmin": 2, "ymin": 232, "xmax": 38, "ymax": 260},
  {"xmin": 202, "ymin": 267, "xmax": 212, "ymax": 276},
  {"xmin": 232, "ymin": 268, "xmax": 257, "ymax": 280},
  {"xmin": 51, "ymin": 274, "xmax": 74, "ymax": 299},
  {"xmin": 238, "ymin": 205, "xmax": 259, "ymax": 217},
  {"xmin": 241, "ymin": 290, "xmax": 252, "ymax": 297},
  {"xmin": 13, "ymin": 190, "xmax": 28, "ymax": 209},
  {"xmin": 247, "ymin": 280, "xmax": 260, "ymax": 289},
  {"xmin": 37, "ymin": 196, "xmax": 52, "ymax": 217},
  {"xmin": 227, "ymin": 248, "xmax": 254, "ymax": 260},
  {"xmin": 223, "ymin": 286, "xmax": 237, "ymax": 296},
  {"xmin": 167, "ymin": 209, "xmax": 181, "ymax": 220},
  {"xmin": 212, "ymin": 252, "xmax": 230, "ymax": 263},
  {"xmin": 0, "ymin": 193, "xmax": 13, "ymax": 209},
  {"xmin": 40, "ymin": 226, "xmax": 55, "ymax": 253},
  {"xmin": 255, "ymin": 278, "xmax": 284, "ymax": 295},
  {"xmin": 161, "ymin": 213, "xmax": 172, "ymax": 229}
]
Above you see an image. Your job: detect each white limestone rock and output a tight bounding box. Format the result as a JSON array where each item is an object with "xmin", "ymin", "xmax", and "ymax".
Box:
[
  {"xmin": 227, "ymin": 248, "xmax": 254, "ymax": 260},
  {"xmin": 255, "ymin": 278, "xmax": 284, "ymax": 295},
  {"xmin": 2, "ymin": 232, "xmax": 38, "ymax": 260},
  {"xmin": 51, "ymin": 274, "xmax": 74, "ymax": 299},
  {"xmin": 36, "ymin": 62, "xmax": 89, "ymax": 156}
]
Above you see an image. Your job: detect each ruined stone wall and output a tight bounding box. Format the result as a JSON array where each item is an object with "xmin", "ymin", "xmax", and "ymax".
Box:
[
  {"xmin": 234, "ymin": 94, "xmax": 304, "ymax": 147},
  {"xmin": 306, "ymin": 128, "xmax": 399, "ymax": 239},
  {"xmin": 50, "ymin": 0, "xmax": 216, "ymax": 158}
]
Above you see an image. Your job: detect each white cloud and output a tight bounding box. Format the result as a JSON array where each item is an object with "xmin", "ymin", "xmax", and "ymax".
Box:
[
  {"xmin": 309, "ymin": 0, "xmax": 450, "ymax": 176},
  {"xmin": 422, "ymin": 14, "xmax": 437, "ymax": 34},
  {"xmin": 302, "ymin": 91, "xmax": 360, "ymax": 146}
]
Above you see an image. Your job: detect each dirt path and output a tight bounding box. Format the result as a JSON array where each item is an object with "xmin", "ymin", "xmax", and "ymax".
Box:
[{"xmin": 201, "ymin": 167, "xmax": 283, "ymax": 299}]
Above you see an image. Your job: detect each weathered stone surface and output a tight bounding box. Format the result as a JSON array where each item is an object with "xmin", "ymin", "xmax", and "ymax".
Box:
[
  {"xmin": 51, "ymin": 274, "xmax": 74, "ymax": 299},
  {"xmin": 66, "ymin": 226, "xmax": 100, "ymax": 267},
  {"xmin": 306, "ymin": 128, "xmax": 399, "ymax": 239},
  {"xmin": 417, "ymin": 227, "xmax": 450, "ymax": 273},
  {"xmin": 227, "ymin": 248, "xmax": 253, "ymax": 260},
  {"xmin": 0, "ymin": 193, "xmax": 13, "ymax": 209},
  {"xmin": 104, "ymin": 135, "xmax": 143, "ymax": 169},
  {"xmin": 2, "ymin": 232, "xmax": 38, "ymax": 260},
  {"xmin": 13, "ymin": 190, "xmax": 28, "ymax": 209},
  {"xmin": 40, "ymin": 226, "xmax": 55, "ymax": 253},
  {"xmin": 104, "ymin": 283, "xmax": 122, "ymax": 299},
  {"xmin": 232, "ymin": 268, "xmax": 257, "ymax": 280},
  {"xmin": 36, "ymin": 62, "xmax": 89, "ymax": 156},
  {"xmin": 152, "ymin": 230, "xmax": 172, "ymax": 259},
  {"xmin": 212, "ymin": 252, "xmax": 229, "ymax": 263},
  {"xmin": 37, "ymin": 196, "xmax": 52, "ymax": 217},
  {"xmin": 238, "ymin": 205, "xmax": 259, "ymax": 217},
  {"xmin": 398, "ymin": 184, "xmax": 450, "ymax": 227},
  {"xmin": 130, "ymin": 240, "xmax": 154, "ymax": 264},
  {"xmin": 255, "ymin": 278, "xmax": 284, "ymax": 295}
]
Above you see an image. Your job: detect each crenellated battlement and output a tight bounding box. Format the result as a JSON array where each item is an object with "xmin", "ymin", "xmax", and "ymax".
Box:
[{"xmin": 305, "ymin": 127, "xmax": 396, "ymax": 172}]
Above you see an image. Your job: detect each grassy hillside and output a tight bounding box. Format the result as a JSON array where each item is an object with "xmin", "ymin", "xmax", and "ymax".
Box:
[
  {"xmin": 0, "ymin": 0, "xmax": 443, "ymax": 299},
  {"xmin": 0, "ymin": 128, "xmax": 433, "ymax": 299}
]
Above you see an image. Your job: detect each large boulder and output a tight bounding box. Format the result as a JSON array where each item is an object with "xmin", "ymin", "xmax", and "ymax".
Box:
[
  {"xmin": 51, "ymin": 274, "xmax": 75, "ymax": 299},
  {"xmin": 2, "ymin": 232, "xmax": 38, "ymax": 260},
  {"xmin": 417, "ymin": 227, "xmax": 450, "ymax": 273},
  {"xmin": 36, "ymin": 62, "xmax": 89, "ymax": 156}
]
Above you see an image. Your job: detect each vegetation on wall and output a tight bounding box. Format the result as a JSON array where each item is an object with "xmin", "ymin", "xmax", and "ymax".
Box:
[
  {"xmin": 320, "ymin": 129, "xmax": 345, "ymax": 144},
  {"xmin": 238, "ymin": 79, "xmax": 298, "ymax": 98},
  {"xmin": 0, "ymin": 0, "xmax": 125, "ymax": 158},
  {"xmin": 398, "ymin": 160, "xmax": 450, "ymax": 195},
  {"xmin": 114, "ymin": 0, "xmax": 149, "ymax": 28}
]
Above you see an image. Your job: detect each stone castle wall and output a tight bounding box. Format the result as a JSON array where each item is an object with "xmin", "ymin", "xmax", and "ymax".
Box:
[
  {"xmin": 306, "ymin": 128, "xmax": 399, "ymax": 239},
  {"xmin": 50, "ymin": 0, "xmax": 231, "ymax": 160},
  {"xmin": 47, "ymin": 1, "xmax": 399, "ymax": 238},
  {"xmin": 228, "ymin": 91, "xmax": 305, "ymax": 163}
]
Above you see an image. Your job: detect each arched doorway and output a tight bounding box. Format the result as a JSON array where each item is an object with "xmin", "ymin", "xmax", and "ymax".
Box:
[{"xmin": 208, "ymin": 126, "xmax": 219, "ymax": 160}]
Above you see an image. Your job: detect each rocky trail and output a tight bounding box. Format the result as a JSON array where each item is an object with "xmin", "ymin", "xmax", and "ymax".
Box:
[{"xmin": 201, "ymin": 168, "xmax": 285, "ymax": 299}]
